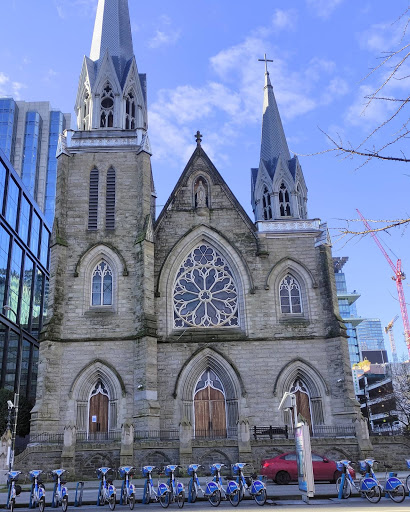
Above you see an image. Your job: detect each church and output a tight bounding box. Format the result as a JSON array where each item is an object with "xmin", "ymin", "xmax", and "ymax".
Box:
[{"xmin": 28, "ymin": 0, "xmax": 367, "ymax": 473}]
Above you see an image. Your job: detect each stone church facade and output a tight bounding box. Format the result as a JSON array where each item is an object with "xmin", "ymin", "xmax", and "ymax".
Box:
[{"xmin": 25, "ymin": 0, "xmax": 372, "ymax": 474}]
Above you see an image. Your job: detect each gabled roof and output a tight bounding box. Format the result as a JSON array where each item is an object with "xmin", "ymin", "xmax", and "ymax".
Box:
[{"xmin": 155, "ymin": 145, "xmax": 256, "ymax": 235}]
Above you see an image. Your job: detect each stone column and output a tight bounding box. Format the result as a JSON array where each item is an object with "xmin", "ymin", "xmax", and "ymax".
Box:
[
  {"xmin": 237, "ymin": 418, "xmax": 252, "ymax": 458},
  {"xmin": 179, "ymin": 420, "xmax": 192, "ymax": 465},
  {"xmin": 354, "ymin": 417, "xmax": 373, "ymax": 455},
  {"xmin": 0, "ymin": 430, "xmax": 12, "ymax": 485},
  {"xmin": 61, "ymin": 425, "xmax": 77, "ymax": 475},
  {"xmin": 120, "ymin": 423, "xmax": 134, "ymax": 466}
]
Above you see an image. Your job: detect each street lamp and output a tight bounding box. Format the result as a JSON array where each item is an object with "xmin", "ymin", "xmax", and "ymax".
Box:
[{"xmin": 3, "ymin": 304, "xmax": 23, "ymax": 471}]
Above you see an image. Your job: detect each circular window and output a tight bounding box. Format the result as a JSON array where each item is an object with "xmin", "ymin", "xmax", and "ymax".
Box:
[{"xmin": 101, "ymin": 97, "xmax": 114, "ymax": 109}]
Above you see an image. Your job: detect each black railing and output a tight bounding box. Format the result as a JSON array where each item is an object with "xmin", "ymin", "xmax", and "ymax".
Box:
[
  {"xmin": 134, "ymin": 430, "xmax": 180, "ymax": 441},
  {"xmin": 253, "ymin": 425, "xmax": 289, "ymax": 440},
  {"xmin": 194, "ymin": 428, "xmax": 237, "ymax": 440},
  {"xmin": 77, "ymin": 431, "xmax": 122, "ymax": 442},
  {"xmin": 252, "ymin": 425, "xmax": 356, "ymax": 439},
  {"xmin": 29, "ymin": 432, "xmax": 64, "ymax": 444}
]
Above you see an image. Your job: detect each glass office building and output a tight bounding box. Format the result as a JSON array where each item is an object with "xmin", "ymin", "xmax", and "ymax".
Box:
[
  {"xmin": 0, "ymin": 98, "xmax": 70, "ymax": 225},
  {"xmin": 0, "ymin": 148, "xmax": 50, "ymax": 399},
  {"xmin": 357, "ymin": 319, "xmax": 386, "ymax": 351}
]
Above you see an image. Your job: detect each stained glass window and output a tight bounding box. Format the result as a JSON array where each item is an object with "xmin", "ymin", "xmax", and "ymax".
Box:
[
  {"xmin": 279, "ymin": 275, "xmax": 302, "ymax": 314},
  {"xmin": 173, "ymin": 245, "xmax": 238, "ymax": 328}
]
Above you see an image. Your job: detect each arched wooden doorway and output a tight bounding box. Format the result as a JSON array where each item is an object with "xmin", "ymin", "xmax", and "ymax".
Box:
[
  {"xmin": 194, "ymin": 370, "xmax": 227, "ymax": 438},
  {"xmin": 88, "ymin": 380, "xmax": 109, "ymax": 438}
]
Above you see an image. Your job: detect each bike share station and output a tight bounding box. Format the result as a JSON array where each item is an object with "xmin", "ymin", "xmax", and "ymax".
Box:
[{"xmin": 279, "ymin": 392, "xmax": 315, "ymax": 503}]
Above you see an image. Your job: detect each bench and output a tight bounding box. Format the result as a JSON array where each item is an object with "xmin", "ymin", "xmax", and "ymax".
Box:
[{"xmin": 253, "ymin": 425, "xmax": 289, "ymax": 440}]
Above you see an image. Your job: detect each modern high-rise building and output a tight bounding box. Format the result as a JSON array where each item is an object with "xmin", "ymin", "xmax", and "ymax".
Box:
[
  {"xmin": 0, "ymin": 98, "xmax": 70, "ymax": 224},
  {"xmin": 357, "ymin": 318, "xmax": 386, "ymax": 351},
  {"xmin": 0, "ymin": 148, "xmax": 50, "ymax": 399}
]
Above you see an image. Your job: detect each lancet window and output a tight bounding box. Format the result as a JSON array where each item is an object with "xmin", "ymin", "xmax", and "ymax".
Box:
[
  {"xmin": 262, "ymin": 186, "xmax": 272, "ymax": 220},
  {"xmin": 100, "ymin": 83, "xmax": 114, "ymax": 128},
  {"xmin": 173, "ymin": 244, "xmax": 239, "ymax": 328},
  {"xmin": 106, "ymin": 168, "xmax": 115, "ymax": 229},
  {"xmin": 125, "ymin": 91, "xmax": 136, "ymax": 130},
  {"xmin": 279, "ymin": 183, "xmax": 291, "ymax": 216},
  {"xmin": 91, "ymin": 260, "xmax": 113, "ymax": 306},
  {"xmin": 279, "ymin": 274, "xmax": 302, "ymax": 314}
]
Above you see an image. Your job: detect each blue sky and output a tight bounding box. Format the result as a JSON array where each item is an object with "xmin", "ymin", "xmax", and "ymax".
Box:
[{"xmin": 1, "ymin": 0, "xmax": 409, "ymax": 359}]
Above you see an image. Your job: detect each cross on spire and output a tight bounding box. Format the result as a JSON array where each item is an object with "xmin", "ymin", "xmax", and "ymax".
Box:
[
  {"xmin": 258, "ymin": 53, "xmax": 273, "ymax": 74},
  {"xmin": 195, "ymin": 130, "xmax": 203, "ymax": 146}
]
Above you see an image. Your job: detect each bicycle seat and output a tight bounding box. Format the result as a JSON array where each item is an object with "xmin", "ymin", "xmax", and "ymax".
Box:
[
  {"xmin": 187, "ymin": 464, "xmax": 201, "ymax": 474},
  {"xmin": 29, "ymin": 470, "xmax": 43, "ymax": 479}
]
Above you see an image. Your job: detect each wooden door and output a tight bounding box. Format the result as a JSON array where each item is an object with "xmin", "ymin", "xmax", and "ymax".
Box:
[
  {"xmin": 89, "ymin": 393, "xmax": 109, "ymax": 434},
  {"xmin": 295, "ymin": 390, "xmax": 312, "ymax": 432},
  {"xmin": 194, "ymin": 385, "xmax": 226, "ymax": 438}
]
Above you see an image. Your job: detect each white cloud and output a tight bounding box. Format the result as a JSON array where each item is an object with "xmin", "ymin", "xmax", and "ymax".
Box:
[
  {"xmin": 272, "ymin": 9, "xmax": 298, "ymax": 31},
  {"xmin": 359, "ymin": 17, "xmax": 408, "ymax": 53},
  {"xmin": 0, "ymin": 72, "xmax": 26, "ymax": 99},
  {"xmin": 148, "ymin": 29, "xmax": 181, "ymax": 49},
  {"xmin": 54, "ymin": 0, "xmax": 96, "ymax": 19},
  {"xmin": 306, "ymin": 0, "xmax": 343, "ymax": 19},
  {"xmin": 345, "ymin": 84, "xmax": 395, "ymax": 128}
]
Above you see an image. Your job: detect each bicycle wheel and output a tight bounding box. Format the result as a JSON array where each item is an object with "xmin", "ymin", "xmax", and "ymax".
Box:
[
  {"xmin": 177, "ymin": 491, "xmax": 185, "ymax": 508},
  {"xmin": 239, "ymin": 482, "xmax": 245, "ymax": 501},
  {"xmin": 128, "ymin": 494, "xmax": 135, "ymax": 510},
  {"xmin": 188, "ymin": 480, "xmax": 197, "ymax": 503},
  {"xmin": 121, "ymin": 488, "xmax": 127, "ymax": 506},
  {"xmin": 142, "ymin": 482, "xmax": 150, "ymax": 505},
  {"xmin": 108, "ymin": 495, "xmax": 116, "ymax": 511},
  {"xmin": 208, "ymin": 489, "xmax": 221, "ymax": 507},
  {"xmin": 336, "ymin": 476, "xmax": 351, "ymax": 498},
  {"xmin": 10, "ymin": 498, "xmax": 15, "ymax": 512},
  {"xmin": 159, "ymin": 491, "xmax": 170, "ymax": 509},
  {"xmin": 406, "ymin": 474, "xmax": 410, "ymax": 492},
  {"xmin": 363, "ymin": 485, "xmax": 381, "ymax": 504},
  {"xmin": 228, "ymin": 489, "xmax": 240, "ymax": 507},
  {"xmin": 387, "ymin": 484, "xmax": 406, "ymax": 503},
  {"xmin": 254, "ymin": 488, "xmax": 267, "ymax": 506},
  {"xmin": 62, "ymin": 495, "xmax": 68, "ymax": 512},
  {"xmin": 39, "ymin": 497, "xmax": 46, "ymax": 512}
]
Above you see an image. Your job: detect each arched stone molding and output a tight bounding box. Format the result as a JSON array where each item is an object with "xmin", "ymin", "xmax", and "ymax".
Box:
[
  {"xmin": 68, "ymin": 359, "xmax": 126, "ymax": 433},
  {"xmin": 74, "ymin": 243, "xmax": 128, "ymax": 313},
  {"xmin": 265, "ymin": 257, "xmax": 317, "ymax": 321},
  {"xmin": 199, "ymin": 449, "xmax": 233, "ymax": 466},
  {"xmin": 173, "ymin": 347, "xmax": 246, "ymax": 436},
  {"xmin": 273, "ymin": 358, "xmax": 330, "ymax": 427},
  {"xmin": 156, "ymin": 225, "xmax": 254, "ymax": 334}
]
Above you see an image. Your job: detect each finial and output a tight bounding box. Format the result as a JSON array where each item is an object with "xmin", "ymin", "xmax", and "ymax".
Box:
[
  {"xmin": 258, "ymin": 53, "xmax": 273, "ymax": 74},
  {"xmin": 195, "ymin": 130, "xmax": 203, "ymax": 146}
]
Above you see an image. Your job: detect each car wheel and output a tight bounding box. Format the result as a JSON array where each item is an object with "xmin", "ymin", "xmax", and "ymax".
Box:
[
  {"xmin": 331, "ymin": 470, "xmax": 341, "ymax": 483},
  {"xmin": 275, "ymin": 471, "xmax": 291, "ymax": 485}
]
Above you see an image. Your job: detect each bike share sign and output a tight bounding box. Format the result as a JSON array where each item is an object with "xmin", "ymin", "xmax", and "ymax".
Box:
[{"xmin": 295, "ymin": 423, "xmax": 315, "ymax": 498}]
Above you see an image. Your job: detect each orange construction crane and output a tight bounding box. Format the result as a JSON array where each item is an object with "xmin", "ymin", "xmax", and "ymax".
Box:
[
  {"xmin": 357, "ymin": 209, "xmax": 410, "ymax": 358},
  {"xmin": 385, "ymin": 315, "xmax": 399, "ymax": 363}
]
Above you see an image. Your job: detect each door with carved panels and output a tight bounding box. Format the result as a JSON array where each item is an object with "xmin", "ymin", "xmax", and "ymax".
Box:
[
  {"xmin": 88, "ymin": 381, "xmax": 109, "ymax": 437},
  {"xmin": 194, "ymin": 370, "xmax": 227, "ymax": 438}
]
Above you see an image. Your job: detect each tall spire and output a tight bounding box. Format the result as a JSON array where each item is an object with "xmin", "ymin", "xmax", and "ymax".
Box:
[
  {"xmin": 90, "ymin": 0, "xmax": 134, "ymax": 80},
  {"xmin": 260, "ymin": 67, "xmax": 291, "ymax": 164}
]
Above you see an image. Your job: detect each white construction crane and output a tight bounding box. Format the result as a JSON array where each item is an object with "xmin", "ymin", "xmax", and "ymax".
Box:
[{"xmin": 385, "ymin": 315, "xmax": 399, "ymax": 363}]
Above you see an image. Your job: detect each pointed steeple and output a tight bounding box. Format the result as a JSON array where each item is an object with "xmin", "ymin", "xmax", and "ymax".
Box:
[
  {"xmin": 74, "ymin": 0, "xmax": 148, "ymax": 140},
  {"xmin": 90, "ymin": 0, "xmax": 134, "ymax": 83},
  {"xmin": 260, "ymin": 70, "xmax": 291, "ymax": 164},
  {"xmin": 251, "ymin": 56, "xmax": 308, "ymax": 223}
]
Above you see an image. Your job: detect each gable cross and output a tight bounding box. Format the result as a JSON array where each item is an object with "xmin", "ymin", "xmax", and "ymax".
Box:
[
  {"xmin": 258, "ymin": 53, "xmax": 273, "ymax": 74},
  {"xmin": 195, "ymin": 130, "xmax": 203, "ymax": 146}
]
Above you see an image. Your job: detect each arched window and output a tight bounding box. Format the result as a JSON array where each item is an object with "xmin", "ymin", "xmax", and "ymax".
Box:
[
  {"xmin": 173, "ymin": 244, "xmax": 239, "ymax": 328},
  {"xmin": 88, "ymin": 168, "xmax": 99, "ymax": 230},
  {"xmin": 100, "ymin": 82, "xmax": 114, "ymax": 128},
  {"xmin": 279, "ymin": 274, "xmax": 302, "ymax": 314},
  {"xmin": 279, "ymin": 182, "xmax": 291, "ymax": 216},
  {"xmin": 124, "ymin": 91, "xmax": 136, "ymax": 130},
  {"xmin": 194, "ymin": 369, "xmax": 227, "ymax": 438},
  {"xmin": 296, "ymin": 184, "xmax": 305, "ymax": 219},
  {"xmin": 106, "ymin": 168, "xmax": 115, "ymax": 229},
  {"xmin": 91, "ymin": 260, "xmax": 113, "ymax": 306},
  {"xmin": 262, "ymin": 186, "xmax": 272, "ymax": 220}
]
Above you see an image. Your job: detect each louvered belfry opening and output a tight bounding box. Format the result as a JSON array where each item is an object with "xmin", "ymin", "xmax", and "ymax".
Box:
[
  {"xmin": 88, "ymin": 168, "xmax": 99, "ymax": 230},
  {"xmin": 106, "ymin": 168, "xmax": 115, "ymax": 229}
]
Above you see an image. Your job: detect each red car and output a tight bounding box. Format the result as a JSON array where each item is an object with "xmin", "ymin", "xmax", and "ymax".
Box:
[{"xmin": 260, "ymin": 452, "xmax": 356, "ymax": 485}]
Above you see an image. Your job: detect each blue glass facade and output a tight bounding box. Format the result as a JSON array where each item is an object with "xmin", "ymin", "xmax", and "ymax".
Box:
[
  {"xmin": 21, "ymin": 112, "xmax": 42, "ymax": 198},
  {"xmin": 0, "ymin": 98, "xmax": 18, "ymax": 162},
  {"xmin": 357, "ymin": 319, "xmax": 386, "ymax": 351},
  {"xmin": 0, "ymin": 148, "xmax": 50, "ymax": 399},
  {"xmin": 45, "ymin": 111, "xmax": 65, "ymax": 224}
]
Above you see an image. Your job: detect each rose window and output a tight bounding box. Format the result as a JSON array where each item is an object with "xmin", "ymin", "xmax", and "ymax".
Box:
[{"xmin": 173, "ymin": 245, "xmax": 238, "ymax": 328}]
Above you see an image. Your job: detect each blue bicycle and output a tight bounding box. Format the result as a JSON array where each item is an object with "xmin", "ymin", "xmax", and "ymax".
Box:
[
  {"xmin": 96, "ymin": 467, "xmax": 116, "ymax": 510},
  {"xmin": 205, "ymin": 463, "xmax": 239, "ymax": 507},
  {"xmin": 7, "ymin": 470, "xmax": 22, "ymax": 512},
  {"xmin": 29, "ymin": 470, "xmax": 46, "ymax": 512},
  {"xmin": 119, "ymin": 466, "xmax": 136, "ymax": 509},
  {"xmin": 142, "ymin": 466, "xmax": 170, "ymax": 508},
  {"xmin": 360, "ymin": 460, "xmax": 406, "ymax": 503},
  {"xmin": 163, "ymin": 465, "xmax": 185, "ymax": 508},
  {"xmin": 336, "ymin": 460, "xmax": 381, "ymax": 503},
  {"xmin": 51, "ymin": 469, "xmax": 68, "ymax": 511},
  {"xmin": 232, "ymin": 463, "xmax": 267, "ymax": 506},
  {"xmin": 187, "ymin": 464, "xmax": 206, "ymax": 503}
]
